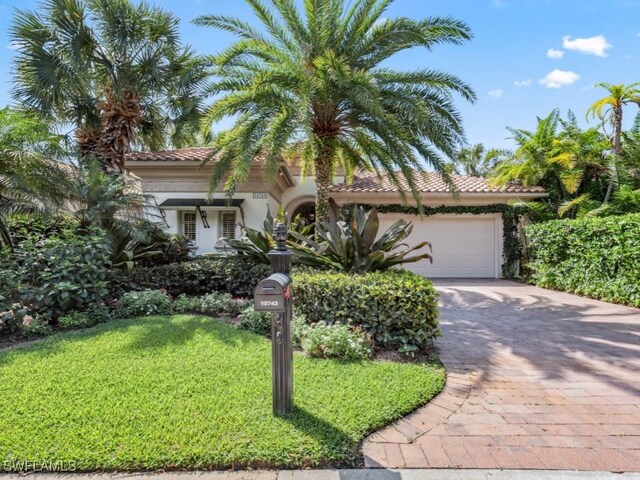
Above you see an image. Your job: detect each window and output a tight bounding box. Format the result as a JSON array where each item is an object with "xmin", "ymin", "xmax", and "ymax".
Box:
[
  {"xmin": 220, "ymin": 211, "xmax": 237, "ymax": 240},
  {"xmin": 182, "ymin": 212, "xmax": 196, "ymax": 243}
]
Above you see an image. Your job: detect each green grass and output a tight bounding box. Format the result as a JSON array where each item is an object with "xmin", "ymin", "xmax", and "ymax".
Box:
[{"xmin": 0, "ymin": 315, "xmax": 444, "ymax": 471}]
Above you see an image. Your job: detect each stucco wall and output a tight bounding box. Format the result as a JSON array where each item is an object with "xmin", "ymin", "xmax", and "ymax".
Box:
[{"xmin": 152, "ymin": 190, "xmax": 278, "ymax": 254}]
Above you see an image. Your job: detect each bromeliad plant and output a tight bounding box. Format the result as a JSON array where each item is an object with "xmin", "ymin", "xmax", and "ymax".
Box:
[
  {"xmin": 225, "ymin": 208, "xmax": 313, "ymax": 264},
  {"xmin": 290, "ymin": 206, "xmax": 432, "ymax": 273}
]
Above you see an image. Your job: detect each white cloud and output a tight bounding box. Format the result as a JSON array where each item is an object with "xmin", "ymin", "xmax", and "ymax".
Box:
[
  {"xmin": 492, "ymin": 0, "xmax": 508, "ymax": 7},
  {"xmin": 488, "ymin": 89, "xmax": 503, "ymax": 98},
  {"xmin": 637, "ymin": 32, "xmax": 640, "ymax": 37},
  {"xmin": 514, "ymin": 79, "xmax": 533, "ymax": 87},
  {"xmin": 539, "ymin": 69, "xmax": 580, "ymax": 88},
  {"xmin": 547, "ymin": 48, "xmax": 564, "ymax": 59},
  {"xmin": 562, "ymin": 35, "xmax": 612, "ymax": 57},
  {"xmin": 624, "ymin": 54, "xmax": 634, "ymax": 60},
  {"xmin": 5, "ymin": 41, "xmax": 20, "ymax": 51}
]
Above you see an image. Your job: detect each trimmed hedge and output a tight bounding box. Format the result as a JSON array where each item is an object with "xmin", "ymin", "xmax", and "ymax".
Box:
[
  {"xmin": 525, "ymin": 213, "xmax": 640, "ymax": 307},
  {"xmin": 110, "ymin": 256, "xmax": 270, "ymax": 298},
  {"xmin": 293, "ymin": 269, "xmax": 439, "ymax": 354}
]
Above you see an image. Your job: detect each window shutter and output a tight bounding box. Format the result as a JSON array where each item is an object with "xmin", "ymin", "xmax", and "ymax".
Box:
[
  {"xmin": 220, "ymin": 211, "xmax": 237, "ymax": 240},
  {"xmin": 183, "ymin": 212, "xmax": 197, "ymax": 242}
]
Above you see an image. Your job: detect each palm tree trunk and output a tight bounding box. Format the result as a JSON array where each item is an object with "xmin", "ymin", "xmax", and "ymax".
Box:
[
  {"xmin": 604, "ymin": 106, "xmax": 623, "ymax": 203},
  {"xmin": 98, "ymin": 90, "xmax": 141, "ymax": 174},
  {"xmin": 75, "ymin": 128, "xmax": 102, "ymax": 165},
  {"xmin": 314, "ymin": 143, "xmax": 333, "ymax": 224}
]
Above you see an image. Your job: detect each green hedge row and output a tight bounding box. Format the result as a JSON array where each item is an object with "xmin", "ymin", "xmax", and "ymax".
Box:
[
  {"xmin": 293, "ymin": 269, "xmax": 440, "ymax": 354},
  {"xmin": 110, "ymin": 256, "xmax": 270, "ymax": 298},
  {"xmin": 525, "ymin": 213, "xmax": 640, "ymax": 307}
]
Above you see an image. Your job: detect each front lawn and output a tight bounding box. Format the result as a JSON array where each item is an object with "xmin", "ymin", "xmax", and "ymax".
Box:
[{"xmin": 0, "ymin": 315, "xmax": 444, "ymax": 471}]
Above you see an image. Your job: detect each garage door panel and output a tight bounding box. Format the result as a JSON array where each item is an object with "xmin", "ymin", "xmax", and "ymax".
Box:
[{"xmin": 378, "ymin": 214, "xmax": 498, "ymax": 278}]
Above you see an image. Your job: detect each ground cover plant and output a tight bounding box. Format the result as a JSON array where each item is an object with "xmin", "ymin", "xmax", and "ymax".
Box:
[{"xmin": 0, "ymin": 315, "xmax": 445, "ymax": 471}]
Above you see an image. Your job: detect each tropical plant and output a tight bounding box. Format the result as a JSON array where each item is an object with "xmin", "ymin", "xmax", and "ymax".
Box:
[
  {"xmin": 621, "ymin": 112, "xmax": 640, "ymax": 181},
  {"xmin": 225, "ymin": 208, "xmax": 313, "ymax": 264},
  {"xmin": 11, "ymin": 0, "xmax": 208, "ymax": 172},
  {"xmin": 0, "ymin": 108, "xmax": 69, "ymax": 247},
  {"xmin": 453, "ymin": 143, "xmax": 505, "ymax": 177},
  {"xmin": 492, "ymin": 110, "xmax": 610, "ymax": 218},
  {"xmin": 290, "ymin": 205, "xmax": 432, "ymax": 273},
  {"xmin": 63, "ymin": 159, "xmax": 162, "ymax": 267},
  {"xmin": 587, "ymin": 82, "xmax": 640, "ymax": 202},
  {"xmin": 195, "ymin": 0, "xmax": 476, "ymax": 222},
  {"xmin": 584, "ymin": 186, "xmax": 640, "ymax": 217}
]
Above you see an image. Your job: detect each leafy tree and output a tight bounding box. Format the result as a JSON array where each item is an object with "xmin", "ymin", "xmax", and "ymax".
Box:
[
  {"xmin": 11, "ymin": 0, "xmax": 208, "ymax": 173},
  {"xmin": 0, "ymin": 108, "xmax": 69, "ymax": 247},
  {"xmin": 196, "ymin": 0, "xmax": 476, "ymax": 222},
  {"xmin": 587, "ymin": 82, "xmax": 640, "ymax": 202}
]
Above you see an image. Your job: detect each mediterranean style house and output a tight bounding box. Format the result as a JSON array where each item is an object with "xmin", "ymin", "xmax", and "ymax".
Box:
[{"xmin": 127, "ymin": 148, "xmax": 546, "ymax": 278}]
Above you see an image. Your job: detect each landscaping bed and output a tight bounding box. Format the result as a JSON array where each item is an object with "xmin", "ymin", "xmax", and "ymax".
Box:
[{"xmin": 0, "ymin": 315, "xmax": 445, "ymax": 471}]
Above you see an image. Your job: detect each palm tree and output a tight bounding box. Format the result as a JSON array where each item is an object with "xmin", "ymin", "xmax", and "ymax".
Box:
[
  {"xmin": 0, "ymin": 108, "xmax": 69, "ymax": 248},
  {"xmin": 195, "ymin": 0, "xmax": 476, "ymax": 222},
  {"xmin": 11, "ymin": 0, "xmax": 208, "ymax": 173},
  {"xmin": 63, "ymin": 159, "xmax": 163, "ymax": 267},
  {"xmin": 587, "ymin": 82, "xmax": 640, "ymax": 202},
  {"xmin": 453, "ymin": 143, "xmax": 505, "ymax": 177},
  {"xmin": 492, "ymin": 110, "xmax": 611, "ymax": 218}
]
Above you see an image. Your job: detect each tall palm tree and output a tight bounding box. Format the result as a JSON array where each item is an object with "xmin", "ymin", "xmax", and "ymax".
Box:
[
  {"xmin": 195, "ymin": 0, "xmax": 476, "ymax": 222},
  {"xmin": 587, "ymin": 82, "xmax": 640, "ymax": 202},
  {"xmin": 11, "ymin": 0, "xmax": 208, "ymax": 173}
]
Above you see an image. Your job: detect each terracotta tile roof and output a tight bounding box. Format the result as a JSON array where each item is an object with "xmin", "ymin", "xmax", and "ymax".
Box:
[
  {"xmin": 329, "ymin": 172, "xmax": 546, "ymax": 194},
  {"xmin": 127, "ymin": 147, "xmax": 214, "ymax": 162}
]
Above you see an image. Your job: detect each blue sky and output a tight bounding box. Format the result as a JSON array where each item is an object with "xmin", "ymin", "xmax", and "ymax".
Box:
[{"xmin": 0, "ymin": 0, "xmax": 638, "ymax": 149}]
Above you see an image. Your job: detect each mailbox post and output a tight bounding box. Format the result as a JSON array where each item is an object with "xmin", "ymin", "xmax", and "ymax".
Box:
[{"xmin": 254, "ymin": 222, "xmax": 293, "ymax": 416}]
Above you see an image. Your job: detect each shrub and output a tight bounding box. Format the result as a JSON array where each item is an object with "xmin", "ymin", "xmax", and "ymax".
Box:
[
  {"xmin": 236, "ymin": 306, "xmax": 272, "ymax": 336},
  {"xmin": 171, "ymin": 294, "xmax": 203, "ymax": 314},
  {"xmin": 172, "ymin": 293, "xmax": 249, "ymax": 317},
  {"xmin": 7, "ymin": 215, "xmax": 79, "ymax": 246},
  {"xmin": 133, "ymin": 224, "xmax": 194, "ymax": 267},
  {"xmin": 291, "ymin": 313, "xmax": 308, "ymax": 348},
  {"xmin": 0, "ymin": 227, "xmax": 111, "ymax": 320},
  {"xmin": 58, "ymin": 308, "xmax": 112, "ymax": 330},
  {"xmin": 111, "ymin": 256, "xmax": 270, "ymax": 298},
  {"xmin": 113, "ymin": 290, "xmax": 172, "ymax": 319},
  {"xmin": 525, "ymin": 213, "xmax": 640, "ymax": 307},
  {"xmin": 297, "ymin": 321, "xmax": 372, "ymax": 360},
  {"xmin": 18, "ymin": 315, "xmax": 52, "ymax": 337},
  {"xmin": 0, "ymin": 301, "xmax": 33, "ymax": 334},
  {"xmin": 293, "ymin": 269, "xmax": 439, "ymax": 355}
]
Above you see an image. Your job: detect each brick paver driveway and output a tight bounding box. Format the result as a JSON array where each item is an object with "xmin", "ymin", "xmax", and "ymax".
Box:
[{"xmin": 364, "ymin": 279, "xmax": 640, "ymax": 471}]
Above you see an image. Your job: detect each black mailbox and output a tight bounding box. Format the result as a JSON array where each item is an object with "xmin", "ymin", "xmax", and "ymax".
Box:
[{"xmin": 254, "ymin": 273, "xmax": 291, "ymax": 313}]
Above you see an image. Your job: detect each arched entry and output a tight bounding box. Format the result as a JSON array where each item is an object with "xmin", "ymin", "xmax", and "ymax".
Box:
[{"xmin": 291, "ymin": 201, "xmax": 316, "ymax": 225}]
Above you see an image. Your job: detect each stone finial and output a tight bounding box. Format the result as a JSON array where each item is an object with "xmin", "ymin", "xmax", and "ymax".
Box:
[{"xmin": 273, "ymin": 222, "xmax": 288, "ymax": 251}]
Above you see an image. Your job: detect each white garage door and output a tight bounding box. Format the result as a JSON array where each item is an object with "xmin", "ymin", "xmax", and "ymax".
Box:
[{"xmin": 378, "ymin": 214, "xmax": 500, "ymax": 278}]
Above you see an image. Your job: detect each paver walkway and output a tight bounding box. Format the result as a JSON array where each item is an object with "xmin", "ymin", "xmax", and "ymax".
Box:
[{"xmin": 363, "ymin": 279, "xmax": 640, "ymax": 471}]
